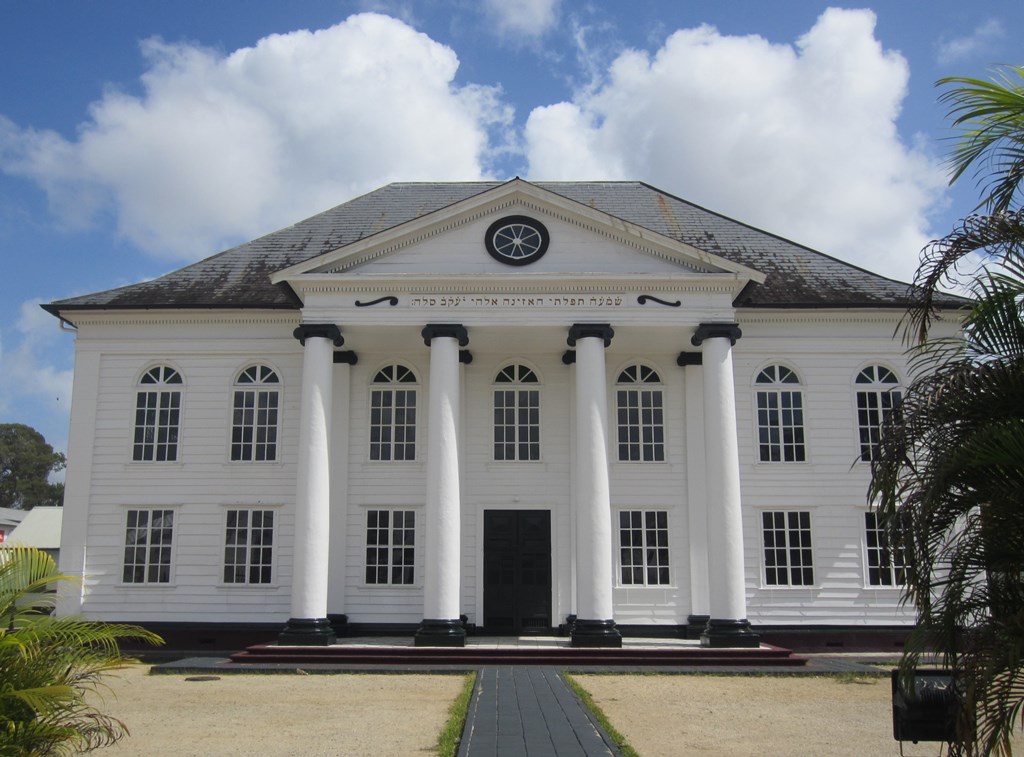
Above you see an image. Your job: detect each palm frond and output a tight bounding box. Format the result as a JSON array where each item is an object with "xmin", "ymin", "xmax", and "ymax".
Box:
[
  {"xmin": 0, "ymin": 546, "xmax": 162, "ymax": 755},
  {"xmin": 938, "ymin": 66, "xmax": 1024, "ymax": 215}
]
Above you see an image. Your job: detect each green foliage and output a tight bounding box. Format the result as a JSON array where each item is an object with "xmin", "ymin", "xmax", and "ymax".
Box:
[
  {"xmin": 939, "ymin": 65, "xmax": 1024, "ymax": 215},
  {"xmin": 870, "ymin": 67, "xmax": 1024, "ymax": 757},
  {"xmin": 563, "ymin": 675, "xmax": 641, "ymax": 757},
  {"xmin": 0, "ymin": 425, "xmax": 66, "ymax": 510},
  {"xmin": 0, "ymin": 545, "xmax": 162, "ymax": 755},
  {"xmin": 435, "ymin": 672, "xmax": 476, "ymax": 757}
]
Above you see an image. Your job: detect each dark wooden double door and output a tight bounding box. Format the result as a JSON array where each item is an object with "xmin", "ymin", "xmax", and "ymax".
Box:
[{"xmin": 483, "ymin": 510, "xmax": 551, "ymax": 634}]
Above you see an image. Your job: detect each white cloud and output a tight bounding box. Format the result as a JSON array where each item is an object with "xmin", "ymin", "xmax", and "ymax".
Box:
[
  {"xmin": 937, "ymin": 19, "xmax": 1005, "ymax": 64},
  {"xmin": 482, "ymin": 0, "xmax": 561, "ymax": 40},
  {"xmin": 0, "ymin": 300, "xmax": 74, "ymax": 454},
  {"xmin": 0, "ymin": 14, "xmax": 510, "ymax": 261},
  {"xmin": 524, "ymin": 8, "xmax": 947, "ymax": 283}
]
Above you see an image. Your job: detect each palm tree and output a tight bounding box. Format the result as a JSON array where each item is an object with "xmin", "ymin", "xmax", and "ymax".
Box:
[
  {"xmin": 0, "ymin": 545, "xmax": 162, "ymax": 754},
  {"xmin": 870, "ymin": 64, "xmax": 1024, "ymax": 757}
]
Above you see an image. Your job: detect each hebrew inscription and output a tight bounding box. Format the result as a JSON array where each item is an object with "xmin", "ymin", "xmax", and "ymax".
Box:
[{"xmin": 406, "ymin": 295, "xmax": 625, "ymax": 308}]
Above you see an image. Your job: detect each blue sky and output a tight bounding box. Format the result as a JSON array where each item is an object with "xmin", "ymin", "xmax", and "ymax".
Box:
[{"xmin": 0, "ymin": 0, "xmax": 1020, "ymax": 458}]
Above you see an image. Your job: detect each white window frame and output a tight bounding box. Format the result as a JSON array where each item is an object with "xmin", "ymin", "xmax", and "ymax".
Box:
[
  {"xmin": 754, "ymin": 364, "xmax": 806, "ymax": 463},
  {"xmin": 864, "ymin": 511, "xmax": 906, "ymax": 588},
  {"xmin": 760, "ymin": 510, "xmax": 814, "ymax": 587},
  {"xmin": 223, "ymin": 508, "xmax": 276, "ymax": 585},
  {"xmin": 615, "ymin": 363, "xmax": 665, "ymax": 463},
  {"xmin": 230, "ymin": 365, "xmax": 281, "ymax": 463},
  {"xmin": 364, "ymin": 508, "xmax": 417, "ymax": 586},
  {"xmin": 617, "ymin": 509, "xmax": 671, "ymax": 586},
  {"xmin": 854, "ymin": 365, "xmax": 902, "ymax": 463},
  {"xmin": 122, "ymin": 508, "xmax": 175, "ymax": 584},
  {"xmin": 369, "ymin": 364, "xmax": 418, "ymax": 462},
  {"xmin": 493, "ymin": 363, "xmax": 541, "ymax": 462},
  {"xmin": 132, "ymin": 365, "xmax": 183, "ymax": 463}
]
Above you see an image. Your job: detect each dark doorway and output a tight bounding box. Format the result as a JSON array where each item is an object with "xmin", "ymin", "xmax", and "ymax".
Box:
[{"xmin": 483, "ymin": 510, "xmax": 551, "ymax": 634}]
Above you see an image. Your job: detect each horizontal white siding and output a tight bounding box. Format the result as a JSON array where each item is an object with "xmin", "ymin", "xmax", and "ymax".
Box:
[
  {"xmin": 65, "ymin": 309, "xmax": 918, "ymax": 627},
  {"xmin": 734, "ymin": 314, "xmax": 915, "ymax": 624}
]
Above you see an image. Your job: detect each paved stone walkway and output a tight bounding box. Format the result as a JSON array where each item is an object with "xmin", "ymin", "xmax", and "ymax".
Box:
[{"xmin": 458, "ymin": 667, "xmax": 621, "ymax": 756}]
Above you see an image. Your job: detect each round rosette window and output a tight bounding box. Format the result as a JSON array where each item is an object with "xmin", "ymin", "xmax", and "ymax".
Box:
[{"xmin": 485, "ymin": 215, "xmax": 550, "ymax": 266}]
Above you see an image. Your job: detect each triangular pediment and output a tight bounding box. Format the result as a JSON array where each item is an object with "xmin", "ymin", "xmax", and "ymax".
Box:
[{"xmin": 270, "ymin": 180, "xmax": 766, "ymax": 285}]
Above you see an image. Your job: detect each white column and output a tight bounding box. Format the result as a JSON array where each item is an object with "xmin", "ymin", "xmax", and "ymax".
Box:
[
  {"xmin": 417, "ymin": 324, "xmax": 467, "ymax": 646},
  {"xmin": 682, "ymin": 358, "xmax": 711, "ymax": 636},
  {"xmin": 692, "ymin": 323, "xmax": 759, "ymax": 647},
  {"xmin": 569, "ymin": 323, "xmax": 621, "ymax": 647},
  {"xmin": 280, "ymin": 324, "xmax": 342, "ymax": 645}
]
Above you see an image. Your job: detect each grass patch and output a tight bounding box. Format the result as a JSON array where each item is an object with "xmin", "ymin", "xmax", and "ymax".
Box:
[
  {"xmin": 833, "ymin": 671, "xmax": 883, "ymax": 685},
  {"xmin": 564, "ymin": 674, "xmax": 641, "ymax": 757},
  {"xmin": 436, "ymin": 671, "xmax": 477, "ymax": 757}
]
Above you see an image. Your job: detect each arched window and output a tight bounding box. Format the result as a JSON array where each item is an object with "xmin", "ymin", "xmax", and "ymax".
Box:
[
  {"xmin": 755, "ymin": 365, "xmax": 805, "ymax": 462},
  {"xmin": 230, "ymin": 365, "xmax": 280, "ymax": 462},
  {"xmin": 370, "ymin": 364, "xmax": 418, "ymax": 461},
  {"xmin": 132, "ymin": 365, "xmax": 182, "ymax": 462},
  {"xmin": 855, "ymin": 365, "xmax": 902, "ymax": 462},
  {"xmin": 615, "ymin": 363, "xmax": 664, "ymax": 462},
  {"xmin": 493, "ymin": 364, "xmax": 540, "ymax": 461}
]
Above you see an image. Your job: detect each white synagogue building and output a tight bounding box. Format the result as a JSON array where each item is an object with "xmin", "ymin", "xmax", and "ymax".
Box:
[{"xmin": 45, "ymin": 180, "xmax": 955, "ymax": 648}]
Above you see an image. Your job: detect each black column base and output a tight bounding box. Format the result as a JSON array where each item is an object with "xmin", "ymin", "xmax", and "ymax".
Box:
[
  {"xmin": 571, "ymin": 618, "xmax": 622, "ymax": 648},
  {"xmin": 278, "ymin": 617, "xmax": 337, "ymax": 646},
  {"xmin": 700, "ymin": 618, "xmax": 761, "ymax": 648},
  {"xmin": 414, "ymin": 618, "xmax": 466, "ymax": 647},
  {"xmin": 686, "ymin": 614, "xmax": 711, "ymax": 641}
]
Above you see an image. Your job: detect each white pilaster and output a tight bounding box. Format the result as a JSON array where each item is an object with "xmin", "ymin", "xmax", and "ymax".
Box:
[
  {"xmin": 568, "ymin": 324, "xmax": 621, "ymax": 647},
  {"xmin": 327, "ymin": 354, "xmax": 354, "ymax": 620},
  {"xmin": 280, "ymin": 324, "xmax": 341, "ymax": 645},
  {"xmin": 692, "ymin": 323, "xmax": 759, "ymax": 647},
  {"xmin": 57, "ymin": 348, "xmax": 101, "ymax": 617},
  {"xmin": 683, "ymin": 361, "xmax": 711, "ymax": 631},
  {"xmin": 417, "ymin": 324, "xmax": 467, "ymax": 646}
]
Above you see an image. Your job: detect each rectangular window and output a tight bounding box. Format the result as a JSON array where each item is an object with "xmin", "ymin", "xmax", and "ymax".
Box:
[
  {"xmin": 365, "ymin": 509, "xmax": 415, "ymax": 585},
  {"xmin": 616, "ymin": 389, "xmax": 665, "ymax": 462},
  {"xmin": 865, "ymin": 511, "xmax": 905, "ymax": 586},
  {"xmin": 133, "ymin": 390, "xmax": 181, "ymax": 462},
  {"xmin": 494, "ymin": 389, "xmax": 540, "ymax": 461},
  {"xmin": 857, "ymin": 390, "xmax": 901, "ymax": 462},
  {"xmin": 224, "ymin": 509, "xmax": 274, "ymax": 584},
  {"xmin": 757, "ymin": 391, "xmax": 805, "ymax": 462},
  {"xmin": 761, "ymin": 510, "xmax": 814, "ymax": 586},
  {"xmin": 231, "ymin": 389, "xmax": 279, "ymax": 462},
  {"xmin": 123, "ymin": 509, "xmax": 174, "ymax": 583},
  {"xmin": 370, "ymin": 389, "xmax": 417, "ymax": 461},
  {"xmin": 618, "ymin": 510, "xmax": 670, "ymax": 585}
]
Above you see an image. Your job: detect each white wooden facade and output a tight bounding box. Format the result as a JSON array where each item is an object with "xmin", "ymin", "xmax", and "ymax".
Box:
[{"xmin": 48, "ymin": 180, "xmax": 944, "ymax": 645}]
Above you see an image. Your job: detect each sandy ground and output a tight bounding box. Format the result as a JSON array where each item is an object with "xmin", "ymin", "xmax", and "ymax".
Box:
[
  {"xmin": 578, "ymin": 673, "xmax": 1023, "ymax": 757},
  {"xmin": 87, "ymin": 666, "xmax": 466, "ymax": 756},
  {"xmin": 86, "ymin": 665, "xmax": 1022, "ymax": 756}
]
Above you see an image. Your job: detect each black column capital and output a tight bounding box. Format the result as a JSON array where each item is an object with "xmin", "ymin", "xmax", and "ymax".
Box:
[
  {"xmin": 293, "ymin": 323, "xmax": 344, "ymax": 347},
  {"xmin": 691, "ymin": 322, "xmax": 742, "ymax": 347},
  {"xmin": 422, "ymin": 323, "xmax": 469, "ymax": 347},
  {"xmin": 567, "ymin": 323, "xmax": 614, "ymax": 347}
]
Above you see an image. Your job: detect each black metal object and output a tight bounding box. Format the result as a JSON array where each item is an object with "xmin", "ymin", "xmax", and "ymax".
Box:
[
  {"xmin": 637, "ymin": 294, "xmax": 681, "ymax": 307},
  {"xmin": 891, "ymin": 668, "xmax": 958, "ymax": 746}
]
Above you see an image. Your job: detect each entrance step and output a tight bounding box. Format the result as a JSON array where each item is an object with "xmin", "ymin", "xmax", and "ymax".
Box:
[{"xmin": 228, "ymin": 641, "xmax": 806, "ymax": 667}]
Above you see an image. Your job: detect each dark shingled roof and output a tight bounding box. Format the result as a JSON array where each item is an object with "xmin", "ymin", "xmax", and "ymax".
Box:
[{"xmin": 44, "ymin": 180, "xmax": 960, "ymax": 314}]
